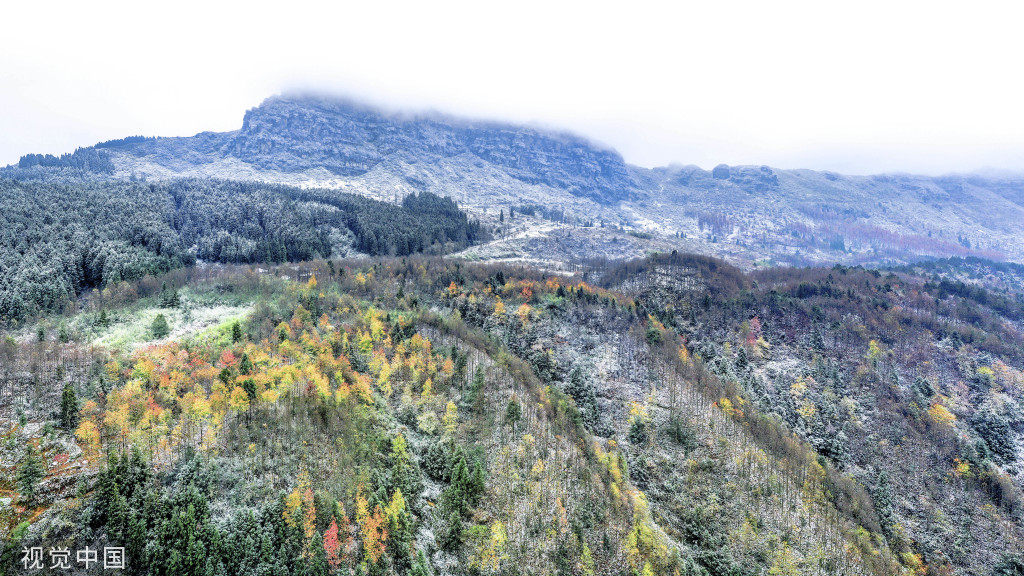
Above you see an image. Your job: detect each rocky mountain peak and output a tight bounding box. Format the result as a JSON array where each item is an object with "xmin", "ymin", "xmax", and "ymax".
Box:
[{"xmin": 227, "ymin": 94, "xmax": 640, "ymax": 204}]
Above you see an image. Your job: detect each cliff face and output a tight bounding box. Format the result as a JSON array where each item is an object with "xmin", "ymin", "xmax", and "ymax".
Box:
[{"xmin": 215, "ymin": 95, "xmax": 640, "ymax": 204}]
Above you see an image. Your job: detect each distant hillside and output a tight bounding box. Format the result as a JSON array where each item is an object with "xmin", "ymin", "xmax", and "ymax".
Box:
[
  {"xmin": 67, "ymin": 95, "xmax": 641, "ymax": 206},
  {"xmin": 0, "ymin": 178, "xmax": 485, "ymax": 324},
  {"xmin": 637, "ymin": 164, "xmax": 1024, "ymax": 265},
  {"xmin": 6, "ymin": 93, "xmax": 1024, "ymax": 267}
]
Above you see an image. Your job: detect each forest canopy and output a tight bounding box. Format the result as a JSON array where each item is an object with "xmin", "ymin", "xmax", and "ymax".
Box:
[
  {"xmin": 16, "ymin": 147, "xmax": 115, "ymax": 173},
  {"xmin": 0, "ymin": 177, "xmax": 486, "ymax": 324}
]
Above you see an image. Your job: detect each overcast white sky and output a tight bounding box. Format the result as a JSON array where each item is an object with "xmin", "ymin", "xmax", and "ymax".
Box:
[{"xmin": 2, "ymin": 0, "xmax": 1023, "ymax": 175}]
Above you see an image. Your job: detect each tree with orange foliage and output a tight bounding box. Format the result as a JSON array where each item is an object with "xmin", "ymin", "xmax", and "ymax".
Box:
[
  {"xmin": 356, "ymin": 492, "xmax": 389, "ymax": 566},
  {"xmin": 302, "ymin": 487, "xmax": 317, "ymax": 541},
  {"xmin": 219, "ymin": 349, "xmax": 238, "ymax": 368},
  {"xmin": 521, "ymin": 285, "xmax": 533, "ymax": 301}
]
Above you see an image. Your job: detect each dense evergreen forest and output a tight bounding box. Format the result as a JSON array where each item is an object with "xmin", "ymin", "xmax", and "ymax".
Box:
[
  {"xmin": 0, "ymin": 178, "xmax": 486, "ymax": 324},
  {"xmin": 15, "ymin": 148, "xmax": 115, "ymax": 173}
]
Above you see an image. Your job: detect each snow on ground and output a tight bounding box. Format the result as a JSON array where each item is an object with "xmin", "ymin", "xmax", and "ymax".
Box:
[{"xmin": 93, "ymin": 304, "xmax": 253, "ymax": 351}]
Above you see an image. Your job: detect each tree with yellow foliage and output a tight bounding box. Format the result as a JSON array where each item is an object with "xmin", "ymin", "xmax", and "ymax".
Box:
[
  {"xmin": 76, "ymin": 419, "xmax": 101, "ymax": 460},
  {"xmin": 474, "ymin": 520, "xmax": 508, "ymax": 573},
  {"xmin": 283, "ymin": 489, "xmax": 303, "ymax": 529},
  {"xmin": 442, "ymin": 401, "xmax": 459, "ymax": 437},
  {"xmin": 385, "ymin": 488, "xmax": 413, "ymax": 568},
  {"xmin": 866, "ymin": 339, "xmax": 883, "ymax": 369},
  {"xmin": 768, "ymin": 543, "xmax": 800, "ymax": 575},
  {"xmin": 356, "ymin": 493, "xmax": 389, "ymax": 565},
  {"xmin": 927, "ymin": 401, "xmax": 956, "ymax": 427},
  {"xmin": 229, "ymin": 386, "xmax": 250, "ymax": 416}
]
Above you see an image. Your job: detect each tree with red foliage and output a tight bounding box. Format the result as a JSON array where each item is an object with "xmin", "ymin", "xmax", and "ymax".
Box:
[{"xmin": 324, "ymin": 517, "xmax": 342, "ymax": 572}]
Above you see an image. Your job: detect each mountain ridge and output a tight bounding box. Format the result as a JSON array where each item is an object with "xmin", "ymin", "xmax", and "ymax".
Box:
[
  {"xmin": 17, "ymin": 92, "xmax": 1024, "ymax": 188},
  {"xmin": 7, "ymin": 93, "xmax": 1024, "ymax": 267}
]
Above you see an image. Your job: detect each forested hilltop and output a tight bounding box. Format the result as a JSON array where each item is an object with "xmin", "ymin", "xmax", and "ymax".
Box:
[
  {"xmin": 0, "ymin": 178, "xmax": 486, "ymax": 324},
  {"xmin": 2, "ymin": 254, "xmax": 1023, "ymax": 575}
]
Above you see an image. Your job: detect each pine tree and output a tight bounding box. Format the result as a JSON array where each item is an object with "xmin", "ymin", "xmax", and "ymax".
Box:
[
  {"xmin": 629, "ymin": 415, "xmax": 649, "ymax": 447},
  {"xmin": 424, "ymin": 440, "xmax": 452, "ymax": 482},
  {"xmin": 239, "ymin": 353, "xmax": 254, "ymax": 376},
  {"xmin": 974, "ymin": 406, "xmax": 1017, "ymax": 464},
  {"xmin": 463, "ymin": 366, "xmax": 486, "ymax": 407},
  {"xmin": 453, "ymin": 351, "xmax": 467, "ymax": 384},
  {"xmin": 159, "ymin": 282, "xmax": 181, "ymax": 308},
  {"xmin": 873, "ymin": 470, "xmax": 895, "ymax": 538},
  {"xmin": 565, "ymin": 367, "xmax": 598, "ymax": 429},
  {"xmin": 17, "ymin": 444, "xmax": 45, "ymax": 507},
  {"xmin": 439, "ymin": 511, "xmax": 463, "ymax": 552},
  {"xmin": 912, "ymin": 375, "xmax": 934, "ymax": 400},
  {"xmin": 92, "ymin": 452, "xmax": 119, "ymax": 528},
  {"xmin": 469, "ymin": 460, "xmax": 486, "ymax": 505},
  {"xmin": 109, "ymin": 484, "xmax": 128, "ymax": 543},
  {"xmin": 505, "ymin": 395, "xmax": 522, "ymax": 434},
  {"xmin": 309, "ymin": 530, "xmax": 329, "ymax": 576},
  {"xmin": 59, "ymin": 383, "xmax": 79, "ymax": 432},
  {"xmin": 810, "ymin": 325, "xmax": 826, "ymax": 352},
  {"xmin": 231, "ymin": 321, "xmax": 243, "ymax": 343},
  {"xmin": 126, "ymin": 506, "xmax": 149, "ymax": 573},
  {"xmin": 242, "ymin": 378, "xmax": 257, "ymax": 402},
  {"xmin": 645, "ymin": 323, "xmax": 662, "ymax": 345},
  {"xmin": 410, "ymin": 550, "xmax": 432, "ymax": 576},
  {"xmin": 151, "ymin": 314, "xmax": 170, "ymax": 339},
  {"xmin": 443, "ymin": 455, "xmax": 469, "ymax": 515},
  {"xmin": 736, "ymin": 346, "xmax": 749, "ymax": 370}
]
